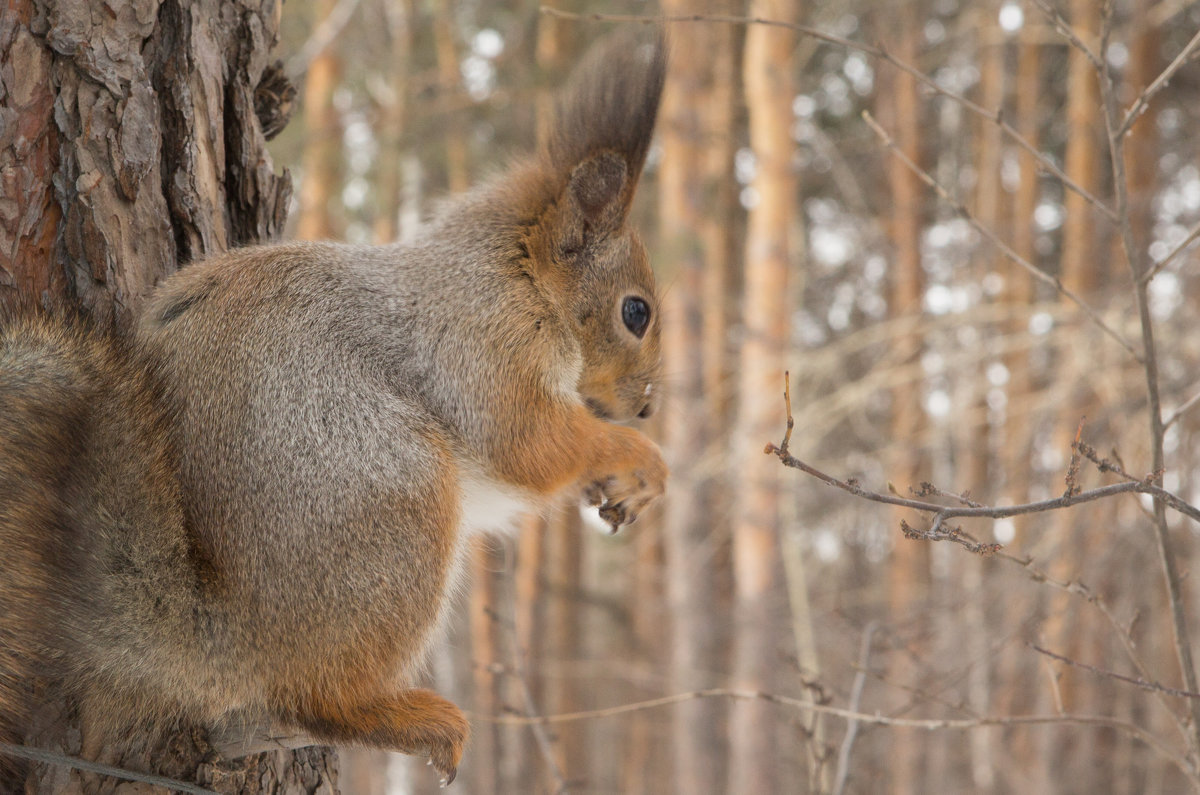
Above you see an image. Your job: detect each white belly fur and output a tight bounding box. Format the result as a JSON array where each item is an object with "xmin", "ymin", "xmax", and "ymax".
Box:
[{"xmin": 459, "ymin": 474, "xmax": 533, "ymax": 537}]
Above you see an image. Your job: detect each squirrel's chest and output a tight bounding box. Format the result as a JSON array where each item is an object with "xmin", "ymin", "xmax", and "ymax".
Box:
[{"xmin": 458, "ymin": 474, "xmax": 534, "ymax": 537}]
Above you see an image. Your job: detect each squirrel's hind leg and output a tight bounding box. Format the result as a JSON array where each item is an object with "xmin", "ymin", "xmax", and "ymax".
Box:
[{"xmin": 287, "ymin": 687, "xmax": 468, "ymax": 785}]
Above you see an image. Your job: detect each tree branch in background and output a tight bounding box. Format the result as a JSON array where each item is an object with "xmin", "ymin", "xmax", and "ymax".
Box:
[
  {"xmin": 1030, "ymin": 0, "xmax": 1103, "ymax": 69},
  {"xmin": 861, "ymin": 110, "xmax": 1139, "ymax": 359},
  {"xmin": 1142, "ymin": 218, "xmax": 1200, "ymax": 285},
  {"xmin": 1118, "ymin": 25, "xmax": 1200, "ymax": 137},
  {"xmin": 763, "ymin": 374, "xmax": 1200, "ymax": 556},
  {"xmin": 831, "ymin": 622, "xmax": 878, "ymax": 795},
  {"xmin": 478, "ymin": 688, "xmax": 1197, "ymax": 785},
  {"xmin": 1030, "ymin": 644, "xmax": 1200, "ymax": 701},
  {"xmin": 997, "ymin": 553, "xmax": 1190, "ymax": 742},
  {"xmin": 1165, "ymin": 382, "xmax": 1200, "ymax": 430},
  {"xmin": 285, "ymin": 0, "xmax": 363, "ymax": 79},
  {"xmin": 1087, "ymin": 0, "xmax": 1200, "ymax": 753},
  {"xmin": 481, "ymin": 603, "xmax": 569, "ymax": 793},
  {"xmin": 0, "ymin": 745, "xmax": 218, "ymax": 795}
]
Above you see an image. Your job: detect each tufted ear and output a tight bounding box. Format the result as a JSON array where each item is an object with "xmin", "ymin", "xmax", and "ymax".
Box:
[{"xmin": 542, "ymin": 31, "xmax": 666, "ymax": 251}]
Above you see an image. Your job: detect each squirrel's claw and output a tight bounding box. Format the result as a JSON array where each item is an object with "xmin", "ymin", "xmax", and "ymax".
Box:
[
  {"xmin": 429, "ymin": 755, "xmax": 458, "ymax": 787},
  {"xmin": 429, "ymin": 742, "xmax": 460, "ymax": 787},
  {"xmin": 598, "ymin": 499, "xmax": 646, "ymax": 533}
]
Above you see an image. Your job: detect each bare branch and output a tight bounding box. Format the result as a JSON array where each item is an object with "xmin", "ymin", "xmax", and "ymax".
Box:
[
  {"xmin": 1120, "ymin": 26, "xmax": 1200, "ymax": 138},
  {"xmin": 832, "ymin": 622, "xmax": 878, "ymax": 795},
  {"xmin": 1063, "ymin": 417, "xmax": 1086, "ymax": 499},
  {"xmin": 1032, "ymin": 644, "xmax": 1200, "ymax": 700},
  {"xmin": 539, "ymin": 6, "xmax": 1117, "ymax": 221},
  {"xmin": 910, "ymin": 482, "xmax": 983, "ymax": 508},
  {"xmin": 475, "ymin": 688, "xmax": 1196, "ymax": 783},
  {"xmin": 861, "ymin": 110, "xmax": 1139, "ymax": 360},
  {"xmin": 0, "ymin": 743, "xmax": 218, "ymax": 795},
  {"xmin": 1165, "ymin": 383, "xmax": 1200, "ymax": 430},
  {"xmin": 1142, "ymin": 218, "xmax": 1200, "ymax": 285},
  {"xmin": 1097, "ymin": 0, "xmax": 1200, "ymax": 749},
  {"xmin": 1032, "ymin": 0, "xmax": 1103, "ymax": 69},
  {"xmin": 285, "ymin": 0, "xmax": 364, "ymax": 79},
  {"xmin": 486, "ymin": 589, "xmax": 569, "ymax": 794},
  {"xmin": 765, "ymin": 373, "xmax": 1200, "ymax": 538},
  {"xmin": 209, "ymin": 718, "xmax": 320, "ymax": 758},
  {"xmin": 1001, "ymin": 553, "xmax": 1189, "ymax": 739}
]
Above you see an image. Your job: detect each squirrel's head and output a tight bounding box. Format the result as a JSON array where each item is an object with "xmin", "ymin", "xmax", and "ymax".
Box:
[{"xmin": 521, "ymin": 31, "xmax": 666, "ymax": 422}]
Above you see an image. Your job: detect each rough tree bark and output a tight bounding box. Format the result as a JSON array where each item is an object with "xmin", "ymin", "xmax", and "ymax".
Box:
[{"xmin": 0, "ymin": 1, "xmax": 332, "ymax": 792}]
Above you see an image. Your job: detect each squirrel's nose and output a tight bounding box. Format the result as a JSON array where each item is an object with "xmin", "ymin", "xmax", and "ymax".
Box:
[{"xmin": 637, "ymin": 402, "xmax": 654, "ymax": 419}]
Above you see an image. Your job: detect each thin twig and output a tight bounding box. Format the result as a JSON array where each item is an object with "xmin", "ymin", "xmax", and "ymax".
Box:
[
  {"xmin": 1119, "ymin": 26, "xmax": 1200, "ymax": 138},
  {"xmin": 1043, "ymin": 654, "xmax": 1067, "ymax": 715},
  {"xmin": 1142, "ymin": 218, "xmax": 1200, "ymax": 285},
  {"xmin": 765, "ymin": 376, "xmax": 1200, "ymax": 540},
  {"xmin": 539, "ymin": 6, "xmax": 1117, "ymax": 221},
  {"xmin": 1063, "ymin": 417, "xmax": 1086, "ymax": 498},
  {"xmin": 493, "ymin": 558, "xmax": 570, "ymax": 793},
  {"xmin": 0, "ymin": 743, "xmax": 218, "ymax": 795},
  {"xmin": 910, "ymin": 482, "xmax": 983, "ymax": 508},
  {"xmin": 285, "ymin": 0, "xmax": 363, "ymax": 78},
  {"xmin": 832, "ymin": 623, "xmax": 877, "ymax": 795},
  {"xmin": 1031, "ymin": 644, "xmax": 1200, "ymax": 700},
  {"xmin": 1165, "ymin": 383, "xmax": 1200, "ymax": 430},
  {"xmin": 477, "ymin": 688, "xmax": 1195, "ymax": 783},
  {"xmin": 861, "ymin": 110, "xmax": 1139, "ymax": 360},
  {"xmin": 1097, "ymin": 0, "xmax": 1200, "ymax": 753},
  {"xmin": 1073, "ymin": 440, "xmax": 1143, "ymax": 483},
  {"xmin": 1003, "ymin": 552, "xmax": 1189, "ymax": 737},
  {"xmin": 1032, "ymin": 0, "xmax": 1103, "ymax": 69}
]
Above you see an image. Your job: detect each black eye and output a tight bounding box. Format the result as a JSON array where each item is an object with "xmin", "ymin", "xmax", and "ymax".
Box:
[{"xmin": 622, "ymin": 296, "xmax": 651, "ymax": 338}]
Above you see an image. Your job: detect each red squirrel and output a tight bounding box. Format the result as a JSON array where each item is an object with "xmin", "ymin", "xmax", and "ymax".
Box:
[{"xmin": 0, "ymin": 33, "xmax": 667, "ymax": 788}]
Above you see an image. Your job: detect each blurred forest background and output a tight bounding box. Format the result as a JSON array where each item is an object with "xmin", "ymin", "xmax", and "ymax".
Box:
[{"xmin": 270, "ymin": 0, "xmax": 1200, "ymax": 792}]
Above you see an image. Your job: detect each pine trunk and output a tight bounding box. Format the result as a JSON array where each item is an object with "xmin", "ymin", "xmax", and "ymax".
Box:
[
  {"xmin": 880, "ymin": 4, "xmax": 928, "ymax": 791},
  {"xmin": 731, "ymin": 2, "xmax": 798, "ymax": 791},
  {"xmin": 295, "ymin": 0, "xmax": 342, "ymax": 242}
]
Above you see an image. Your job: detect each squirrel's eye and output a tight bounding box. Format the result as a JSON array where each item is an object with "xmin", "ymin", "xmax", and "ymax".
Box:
[{"xmin": 621, "ymin": 296, "xmax": 651, "ymax": 338}]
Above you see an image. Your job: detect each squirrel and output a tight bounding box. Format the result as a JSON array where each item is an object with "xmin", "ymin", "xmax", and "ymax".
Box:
[{"xmin": 0, "ymin": 33, "xmax": 667, "ymax": 789}]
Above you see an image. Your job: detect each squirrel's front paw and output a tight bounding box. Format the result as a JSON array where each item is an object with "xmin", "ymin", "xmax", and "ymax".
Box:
[{"xmin": 585, "ymin": 431, "xmax": 667, "ymax": 532}]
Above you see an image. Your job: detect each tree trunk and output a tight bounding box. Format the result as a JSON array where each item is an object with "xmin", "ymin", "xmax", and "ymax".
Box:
[
  {"xmin": 296, "ymin": 0, "xmax": 343, "ymax": 242},
  {"xmin": 1060, "ymin": 0, "xmax": 1101, "ymax": 293},
  {"xmin": 432, "ymin": 0, "xmax": 467, "ymax": 193},
  {"xmin": 995, "ymin": 16, "xmax": 1043, "ymax": 787},
  {"xmin": 372, "ymin": 0, "xmax": 415, "ymax": 244},
  {"xmin": 1, "ymin": 0, "xmax": 326, "ymax": 792},
  {"xmin": 960, "ymin": 11, "xmax": 1006, "ymax": 790},
  {"xmin": 879, "ymin": 3, "xmax": 929, "ymax": 791},
  {"xmin": 657, "ymin": 1, "xmax": 736, "ymax": 792},
  {"xmin": 1042, "ymin": 1, "xmax": 1103, "ymax": 778},
  {"xmin": 731, "ymin": 2, "xmax": 798, "ymax": 791}
]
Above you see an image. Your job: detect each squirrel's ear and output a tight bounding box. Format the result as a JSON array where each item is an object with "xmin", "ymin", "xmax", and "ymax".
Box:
[{"xmin": 544, "ymin": 31, "xmax": 666, "ymax": 245}]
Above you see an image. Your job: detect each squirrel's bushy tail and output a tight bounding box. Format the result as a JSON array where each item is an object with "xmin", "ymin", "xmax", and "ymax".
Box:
[{"xmin": 0, "ymin": 314, "xmax": 95, "ymax": 787}]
